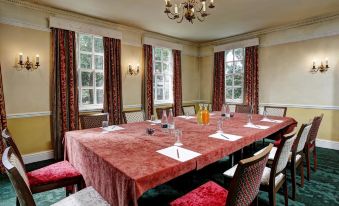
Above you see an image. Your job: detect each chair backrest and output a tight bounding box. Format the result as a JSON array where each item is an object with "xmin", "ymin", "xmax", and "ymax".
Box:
[
  {"xmin": 271, "ymin": 130, "xmax": 296, "ymax": 183},
  {"xmin": 123, "ymin": 110, "xmax": 145, "ymax": 123},
  {"xmin": 235, "ymin": 105, "xmax": 252, "ymax": 113},
  {"xmin": 264, "ymin": 106, "xmax": 287, "ymax": 117},
  {"xmin": 295, "ymin": 123, "xmax": 312, "ymax": 153},
  {"xmin": 155, "ymin": 107, "xmax": 173, "ymax": 119},
  {"xmin": 80, "ymin": 113, "xmax": 109, "ymax": 129},
  {"xmin": 227, "ymin": 144, "xmax": 273, "ymax": 206},
  {"xmin": 307, "ymin": 114, "xmax": 324, "ymax": 144},
  {"xmin": 182, "ymin": 105, "xmax": 196, "ymax": 116},
  {"xmin": 2, "ymin": 147, "xmax": 36, "ymax": 206},
  {"xmin": 1, "ymin": 129, "xmax": 25, "ymax": 169}
]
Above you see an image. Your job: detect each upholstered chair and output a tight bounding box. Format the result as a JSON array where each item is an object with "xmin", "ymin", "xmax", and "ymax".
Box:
[
  {"xmin": 123, "ymin": 110, "xmax": 146, "ymax": 123},
  {"xmin": 2, "ymin": 129, "xmax": 84, "ymax": 197},
  {"xmin": 235, "ymin": 105, "xmax": 252, "ymax": 113},
  {"xmin": 182, "ymin": 105, "xmax": 196, "ymax": 115},
  {"xmin": 170, "ymin": 144, "xmax": 273, "ymax": 206},
  {"xmin": 156, "ymin": 106, "xmax": 173, "ymax": 119},
  {"xmin": 80, "ymin": 113, "xmax": 109, "ymax": 129},
  {"xmin": 264, "ymin": 106, "xmax": 287, "ymax": 117},
  {"xmin": 2, "ymin": 147, "xmax": 109, "ymax": 206},
  {"xmin": 224, "ymin": 130, "xmax": 297, "ymax": 206}
]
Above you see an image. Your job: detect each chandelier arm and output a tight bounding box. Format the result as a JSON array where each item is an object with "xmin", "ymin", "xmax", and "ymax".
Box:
[
  {"xmin": 197, "ymin": 15, "xmax": 205, "ymax": 22},
  {"xmin": 177, "ymin": 15, "xmax": 184, "ymax": 23},
  {"xmin": 167, "ymin": 13, "xmax": 176, "ymax": 20}
]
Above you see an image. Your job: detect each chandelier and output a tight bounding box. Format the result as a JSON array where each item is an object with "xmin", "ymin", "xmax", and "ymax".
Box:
[{"xmin": 164, "ymin": 0, "xmax": 215, "ymax": 23}]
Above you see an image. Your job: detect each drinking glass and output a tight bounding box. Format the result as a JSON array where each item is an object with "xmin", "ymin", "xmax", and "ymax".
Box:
[
  {"xmin": 247, "ymin": 114, "xmax": 253, "ymax": 125},
  {"xmin": 102, "ymin": 120, "xmax": 109, "ymax": 128},
  {"xmin": 216, "ymin": 118, "xmax": 223, "ymax": 133},
  {"xmin": 185, "ymin": 112, "xmax": 190, "ymax": 119},
  {"xmin": 151, "ymin": 115, "xmax": 156, "ymax": 122},
  {"xmin": 174, "ymin": 129, "xmax": 183, "ymax": 146},
  {"xmin": 263, "ymin": 110, "xmax": 268, "ymax": 120}
]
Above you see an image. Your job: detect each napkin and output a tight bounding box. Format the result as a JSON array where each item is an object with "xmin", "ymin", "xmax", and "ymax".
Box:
[
  {"xmin": 147, "ymin": 120, "xmax": 161, "ymax": 124},
  {"xmin": 244, "ymin": 123, "xmax": 269, "ymax": 130},
  {"xmin": 157, "ymin": 146, "xmax": 201, "ymax": 162},
  {"xmin": 261, "ymin": 118, "xmax": 283, "ymax": 123},
  {"xmin": 209, "ymin": 133, "xmax": 243, "ymax": 141},
  {"xmin": 177, "ymin": 116, "xmax": 195, "ymax": 119},
  {"xmin": 102, "ymin": 125, "xmax": 125, "ymax": 132}
]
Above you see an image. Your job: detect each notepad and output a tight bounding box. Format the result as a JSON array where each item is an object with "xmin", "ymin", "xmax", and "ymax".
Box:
[
  {"xmin": 209, "ymin": 133, "xmax": 243, "ymax": 141},
  {"xmin": 102, "ymin": 125, "xmax": 125, "ymax": 132},
  {"xmin": 177, "ymin": 116, "xmax": 195, "ymax": 119},
  {"xmin": 260, "ymin": 118, "xmax": 283, "ymax": 123},
  {"xmin": 157, "ymin": 146, "xmax": 201, "ymax": 162},
  {"xmin": 244, "ymin": 123, "xmax": 269, "ymax": 130},
  {"xmin": 147, "ymin": 120, "xmax": 161, "ymax": 124}
]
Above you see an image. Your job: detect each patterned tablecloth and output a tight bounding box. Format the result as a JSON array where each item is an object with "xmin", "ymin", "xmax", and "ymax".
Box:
[{"xmin": 65, "ymin": 112, "xmax": 296, "ymax": 206}]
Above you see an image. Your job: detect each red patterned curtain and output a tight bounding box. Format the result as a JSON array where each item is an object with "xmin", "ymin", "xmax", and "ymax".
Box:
[
  {"xmin": 244, "ymin": 46, "xmax": 259, "ymax": 114},
  {"xmin": 142, "ymin": 45, "xmax": 154, "ymax": 119},
  {"xmin": 212, "ymin": 51, "xmax": 225, "ymax": 111},
  {"xmin": 51, "ymin": 28, "xmax": 79, "ymax": 161},
  {"xmin": 173, "ymin": 50, "xmax": 182, "ymax": 116},
  {"xmin": 103, "ymin": 37, "xmax": 123, "ymax": 125},
  {"xmin": 0, "ymin": 64, "xmax": 7, "ymax": 173}
]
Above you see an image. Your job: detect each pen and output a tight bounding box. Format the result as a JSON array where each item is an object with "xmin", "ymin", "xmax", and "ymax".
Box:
[{"xmin": 177, "ymin": 148, "xmax": 180, "ymax": 159}]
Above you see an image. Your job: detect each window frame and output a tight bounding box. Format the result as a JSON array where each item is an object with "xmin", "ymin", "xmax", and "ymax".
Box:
[
  {"xmin": 152, "ymin": 47, "xmax": 174, "ymax": 105},
  {"xmin": 225, "ymin": 48, "xmax": 245, "ymax": 104},
  {"xmin": 77, "ymin": 33, "xmax": 105, "ymax": 111}
]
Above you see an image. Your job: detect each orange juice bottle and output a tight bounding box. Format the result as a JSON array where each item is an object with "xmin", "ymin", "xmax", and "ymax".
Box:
[{"xmin": 202, "ymin": 105, "xmax": 209, "ymax": 125}]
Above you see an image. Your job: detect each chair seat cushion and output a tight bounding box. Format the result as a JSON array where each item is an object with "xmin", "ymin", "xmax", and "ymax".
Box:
[
  {"xmin": 27, "ymin": 161, "xmax": 82, "ymax": 187},
  {"xmin": 170, "ymin": 181, "xmax": 228, "ymax": 206},
  {"xmin": 224, "ymin": 165, "xmax": 284, "ymax": 187},
  {"xmin": 51, "ymin": 186, "xmax": 109, "ymax": 206}
]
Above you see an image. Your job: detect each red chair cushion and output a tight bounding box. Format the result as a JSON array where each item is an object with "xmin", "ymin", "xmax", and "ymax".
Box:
[
  {"xmin": 170, "ymin": 181, "xmax": 228, "ymax": 206},
  {"xmin": 27, "ymin": 161, "xmax": 82, "ymax": 187},
  {"xmin": 274, "ymin": 138, "xmax": 281, "ymax": 147}
]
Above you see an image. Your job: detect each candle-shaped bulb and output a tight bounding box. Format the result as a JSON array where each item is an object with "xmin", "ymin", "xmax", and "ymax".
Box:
[
  {"xmin": 210, "ymin": 0, "xmax": 214, "ymax": 3},
  {"xmin": 174, "ymin": 4, "xmax": 178, "ymax": 14},
  {"xmin": 192, "ymin": 8, "xmax": 195, "ymax": 13},
  {"xmin": 312, "ymin": 60, "xmax": 315, "ymax": 66},
  {"xmin": 19, "ymin": 53, "xmax": 23, "ymax": 62},
  {"xmin": 36, "ymin": 54, "xmax": 40, "ymax": 64},
  {"xmin": 202, "ymin": 1, "xmax": 206, "ymax": 11},
  {"xmin": 325, "ymin": 57, "xmax": 328, "ymax": 65}
]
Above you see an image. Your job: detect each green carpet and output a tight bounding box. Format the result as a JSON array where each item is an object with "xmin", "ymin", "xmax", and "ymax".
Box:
[{"xmin": 1, "ymin": 146, "xmax": 338, "ymax": 206}]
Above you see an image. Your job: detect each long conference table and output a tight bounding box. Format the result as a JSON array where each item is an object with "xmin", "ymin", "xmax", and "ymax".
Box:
[{"xmin": 65, "ymin": 112, "xmax": 296, "ymax": 206}]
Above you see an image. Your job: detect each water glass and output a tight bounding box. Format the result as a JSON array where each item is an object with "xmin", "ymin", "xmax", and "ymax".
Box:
[
  {"xmin": 150, "ymin": 115, "xmax": 156, "ymax": 122},
  {"xmin": 216, "ymin": 118, "xmax": 223, "ymax": 133},
  {"xmin": 102, "ymin": 120, "xmax": 109, "ymax": 128},
  {"xmin": 174, "ymin": 129, "xmax": 183, "ymax": 146},
  {"xmin": 185, "ymin": 112, "xmax": 190, "ymax": 119},
  {"xmin": 263, "ymin": 110, "xmax": 268, "ymax": 119},
  {"xmin": 247, "ymin": 114, "xmax": 253, "ymax": 125}
]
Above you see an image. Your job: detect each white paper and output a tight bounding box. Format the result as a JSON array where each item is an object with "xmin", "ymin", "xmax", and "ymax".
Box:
[
  {"xmin": 102, "ymin": 125, "xmax": 125, "ymax": 132},
  {"xmin": 209, "ymin": 133, "xmax": 243, "ymax": 141},
  {"xmin": 244, "ymin": 123, "xmax": 269, "ymax": 130},
  {"xmin": 177, "ymin": 116, "xmax": 195, "ymax": 119},
  {"xmin": 147, "ymin": 120, "xmax": 161, "ymax": 124},
  {"xmin": 156, "ymin": 146, "xmax": 201, "ymax": 162},
  {"xmin": 260, "ymin": 118, "xmax": 283, "ymax": 123}
]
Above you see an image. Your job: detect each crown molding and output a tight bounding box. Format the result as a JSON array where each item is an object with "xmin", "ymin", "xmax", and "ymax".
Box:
[
  {"xmin": 259, "ymin": 103, "xmax": 339, "ymax": 111},
  {"xmin": 0, "ymin": 16, "xmax": 50, "ymax": 32}
]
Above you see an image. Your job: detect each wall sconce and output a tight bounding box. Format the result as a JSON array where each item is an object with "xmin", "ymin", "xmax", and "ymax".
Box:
[
  {"xmin": 18, "ymin": 53, "xmax": 40, "ymax": 71},
  {"xmin": 311, "ymin": 58, "xmax": 330, "ymax": 74},
  {"xmin": 127, "ymin": 64, "xmax": 140, "ymax": 76}
]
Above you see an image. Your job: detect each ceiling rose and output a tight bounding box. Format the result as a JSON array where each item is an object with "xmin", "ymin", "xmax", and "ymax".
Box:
[{"xmin": 164, "ymin": 0, "xmax": 215, "ymax": 24}]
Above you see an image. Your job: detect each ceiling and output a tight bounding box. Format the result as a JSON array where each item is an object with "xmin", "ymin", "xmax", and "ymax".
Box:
[{"xmin": 28, "ymin": 0, "xmax": 339, "ymax": 42}]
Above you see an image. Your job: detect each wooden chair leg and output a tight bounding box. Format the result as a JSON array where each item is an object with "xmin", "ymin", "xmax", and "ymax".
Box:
[
  {"xmin": 291, "ymin": 164, "xmax": 296, "ymax": 200},
  {"xmin": 250, "ymin": 195, "xmax": 259, "ymax": 206},
  {"xmin": 284, "ymin": 179, "xmax": 288, "ymax": 206},
  {"xmin": 300, "ymin": 163, "xmax": 305, "ymax": 187},
  {"xmin": 313, "ymin": 147, "xmax": 317, "ymax": 171},
  {"xmin": 16, "ymin": 197, "xmax": 20, "ymax": 206},
  {"xmin": 306, "ymin": 149, "xmax": 311, "ymax": 181},
  {"xmin": 269, "ymin": 191, "xmax": 276, "ymax": 206}
]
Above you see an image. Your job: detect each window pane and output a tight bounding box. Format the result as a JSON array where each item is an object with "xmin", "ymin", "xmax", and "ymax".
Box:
[
  {"xmin": 95, "ymin": 55, "xmax": 103, "ymax": 70},
  {"xmin": 234, "ymin": 48, "xmax": 244, "ymax": 61},
  {"xmin": 164, "ymin": 75, "xmax": 170, "ymax": 83},
  {"xmin": 94, "ymin": 38, "xmax": 103, "ymax": 53},
  {"xmin": 154, "ymin": 48, "xmax": 161, "ymax": 61},
  {"xmin": 163, "ymin": 63, "xmax": 169, "ymax": 73},
  {"xmin": 226, "ymin": 75, "xmax": 233, "ymax": 86},
  {"xmin": 155, "ymin": 62, "xmax": 162, "ymax": 73},
  {"xmin": 80, "ymin": 54, "xmax": 92, "ymax": 69},
  {"xmin": 96, "ymin": 89, "xmax": 104, "ymax": 104},
  {"xmin": 225, "ymin": 50, "xmax": 233, "ymax": 62},
  {"xmin": 81, "ymin": 71, "xmax": 94, "ymax": 86},
  {"xmin": 82, "ymin": 89, "xmax": 94, "ymax": 104},
  {"xmin": 234, "ymin": 61, "xmax": 244, "ymax": 73},
  {"xmin": 162, "ymin": 49, "xmax": 170, "ymax": 62},
  {"xmin": 96, "ymin": 72, "xmax": 104, "ymax": 87},
  {"xmin": 234, "ymin": 75, "xmax": 243, "ymax": 86},
  {"xmin": 156, "ymin": 75, "xmax": 164, "ymax": 86},
  {"xmin": 226, "ymin": 62, "xmax": 234, "ymax": 74},
  {"xmin": 234, "ymin": 88, "xmax": 243, "ymax": 99},
  {"xmin": 165, "ymin": 87, "xmax": 169, "ymax": 100},
  {"xmin": 157, "ymin": 88, "xmax": 163, "ymax": 100},
  {"xmin": 226, "ymin": 88, "xmax": 232, "ymax": 99},
  {"xmin": 79, "ymin": 35, "xmax": 92, "ymax": 52}
]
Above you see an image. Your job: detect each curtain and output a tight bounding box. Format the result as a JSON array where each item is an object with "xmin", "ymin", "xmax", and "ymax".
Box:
[
  {"xmin": 244, "ymin": 46, "xmax": 259, "ymax": 114},
  {"xmin": 51, "ymin": 28, "xmax": 79, "ymax": 161},
  {"xmin": 173, "ymin": 50, "xmax": 182, "ymax": 116},
  {"xmin": 142, "ymin": 44, "xmax": 154, "ymax": 120},
  {"xmin": 212, "ymin": 51, "xmax": 225, "ymax": 111},
  {"xmin": 0, "ymin": 64, "xmax": 7, "ymax": 173},
  {"xmin": 103, "ymin": 37, "xmax": 123, "ymax": 125}
]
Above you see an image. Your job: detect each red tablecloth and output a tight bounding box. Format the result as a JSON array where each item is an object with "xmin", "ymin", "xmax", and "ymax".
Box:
[{"xmin": 65, "ymin": 113, "xmax": 296, "ymax": 206}]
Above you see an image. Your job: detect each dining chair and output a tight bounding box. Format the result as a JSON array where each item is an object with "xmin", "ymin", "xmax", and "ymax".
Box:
[
  {"xmin": 1, "ymin": 129, "xmax": 84, "ymax": 197},
  {"xmin": 224, "ymin": 130, "xmax": 296, "ymax": 206},
  {"xmin": 235, "ymin": 105, "xmax": 252, "ymax": 113},
  {"xmin": 264, "ymin": 106, "xmax": 287, "ymax": 117},
  {"xmin": 182, "ymin": 105, "xmax": 196, "ymax": 115},
  {"xmin": 304, "ymin": 114, "xmax": 323, "ymax": 181},
  {"xmin": 80, "ymin": 113, "xmax": 109, "ymax": 129},
  {"xmin": 123, "ymin": 110, "xmax": 146, "ymax": 123},
  {"xmin": 156, "ymin": 106, "xmax": 173, "ymax": 119},
  {"xmin": 171, "ymin": 144, "xmax": 273, "ymax": 206},
  {"xmin": 2, "ymin": 147, "xmax": 109, "ymax": 206}
]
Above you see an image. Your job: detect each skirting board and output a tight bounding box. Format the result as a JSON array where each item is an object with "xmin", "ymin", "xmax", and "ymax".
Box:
[{"xmin": 316, "ymin": 139, "xmax": 339, "ymax": 151}]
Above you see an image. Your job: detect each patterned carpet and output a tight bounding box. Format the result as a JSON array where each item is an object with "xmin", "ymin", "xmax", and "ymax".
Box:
[{"xmin": 1, "ymin": 146, "xmax": 338, "ymax": 206}]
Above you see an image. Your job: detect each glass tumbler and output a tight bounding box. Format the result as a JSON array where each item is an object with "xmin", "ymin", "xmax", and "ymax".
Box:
[{"xmin": 174, "ymin": 129, "xmax": 183, "ymax": 146}]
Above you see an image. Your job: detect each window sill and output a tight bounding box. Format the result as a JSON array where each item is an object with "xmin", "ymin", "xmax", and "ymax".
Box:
[{"xmin": 79, "ymin": 107, "xmax": 103, "ymax": 113}]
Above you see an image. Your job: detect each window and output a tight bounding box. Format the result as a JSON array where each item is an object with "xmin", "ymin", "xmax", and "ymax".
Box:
[
  {"xmin": 77, "ymin": 33, "xmax": 104, "ymax": 110},
  {"xmin": 153, "ymin": 47, "xmax": 173, "ymax": 105},
  {"xmin": 225, "ymin": 48, "xmax": 245, "ymax": 104}
]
